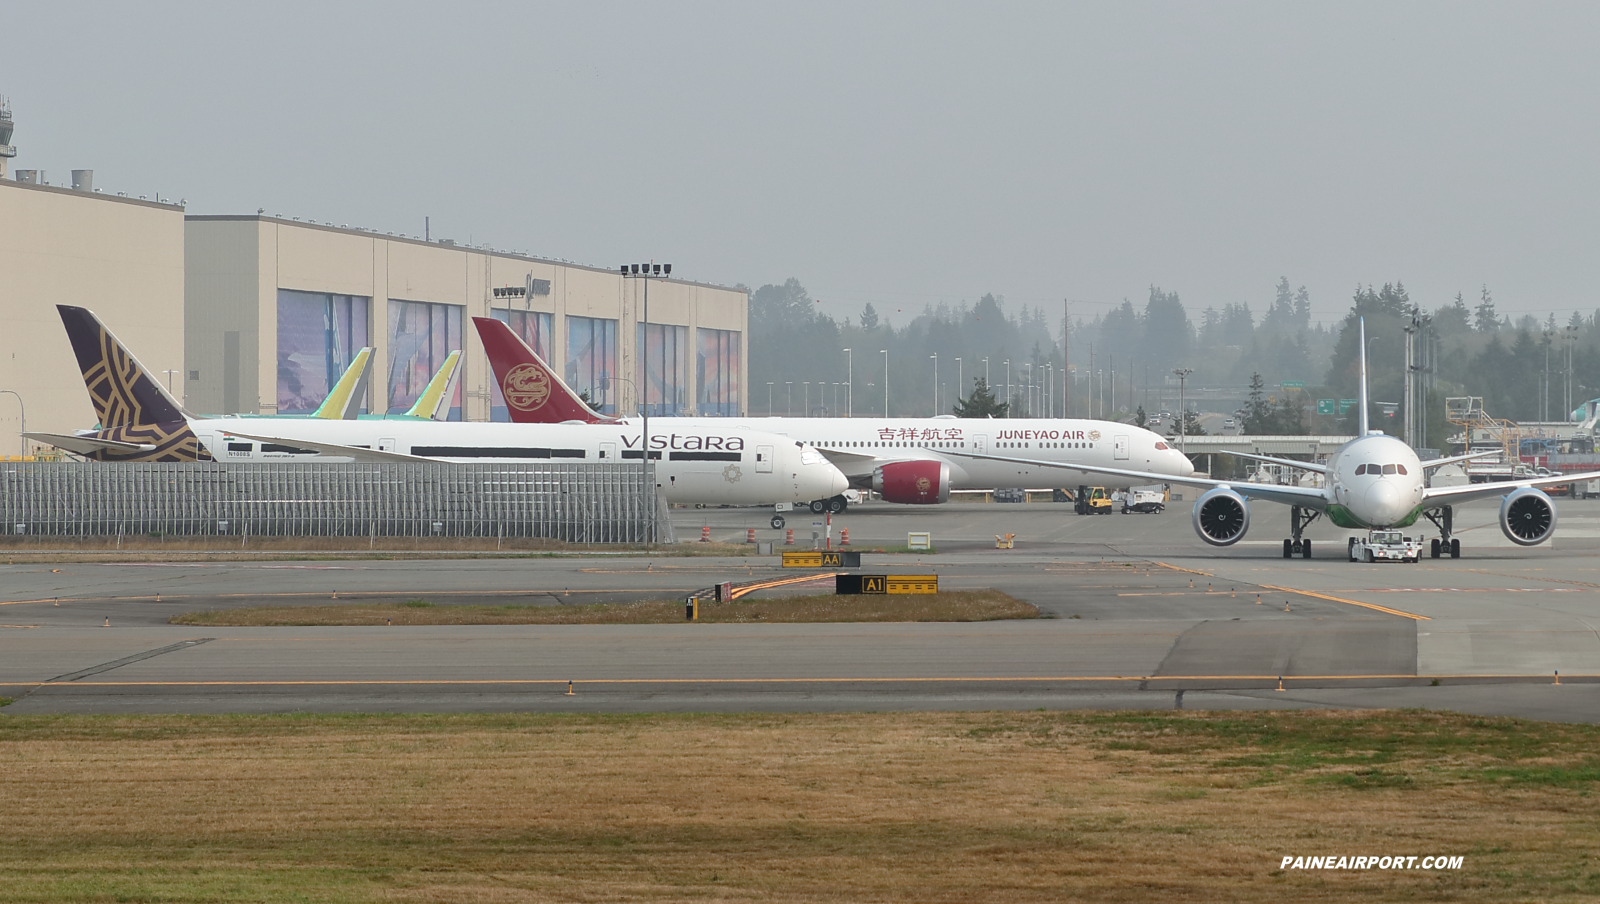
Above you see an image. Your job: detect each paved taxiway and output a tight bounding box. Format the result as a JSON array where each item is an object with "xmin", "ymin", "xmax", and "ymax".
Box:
[{"xmin": 5, "ymin": 497, "xmax": 1600, "ymax": 719}]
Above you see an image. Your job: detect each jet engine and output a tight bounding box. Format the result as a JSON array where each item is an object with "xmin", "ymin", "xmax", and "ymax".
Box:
[
  {"xmin": 1499, "ymin": 487, "xmax": 1557, "ymax": 546},
  {"xmin": 872, "ymin": 460, "xmax": 951, "ymax": 504},
  {"xmin": 1192, "ymin": 487, "xmax": 1250, "ymax": 546}
]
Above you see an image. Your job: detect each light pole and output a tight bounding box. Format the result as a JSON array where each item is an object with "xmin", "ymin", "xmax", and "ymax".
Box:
[
  {"xmin": 1567, "ymin": 324, "xmax": 1580, "ymax": 418},
  {"xmin": 843, "ymin": 348, "xmax": 852, "ymax": 418},
  {"xmin": 982, "ymin": 357, "xmax": 989, "ymax": 391},
  {"xmin": 955, "ymin": 358, "xmax": 962, "ymax": 403},
  {"xmin": 621, "ymin": 262, "xmax": 672, "ymax": 494},
  {"xmin": 880, "ymin": 349, "xmax": 889, "ymax": 417},
  {"xmin": 785, "ymin": 382, "xmax": 793, "ymax": 416},
  {"xmin": 803, "ymin": 382, "xmax": 810, "ymax": 417},
  {"xmin": 1004, "ymin": 359, "xmax": 1011, "ymax": 417},
  {"xmin": 930, "ymin": 354, "xmax": 938, "ymax": 416},
  {"xmin": 767, "ymin": 382, "xmax": 774, "ymax": 416},
  {"xmin": 1172, "ymin": 368, "xmax": 1194, "ymax": 453},
  {"xmin": 0, "ymin": 389, "xmax": 23, "ymax": 458}
]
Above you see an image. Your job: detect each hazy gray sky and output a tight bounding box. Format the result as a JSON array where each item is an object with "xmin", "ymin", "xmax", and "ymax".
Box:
[{"xmin": 5, "ymin": 1, "xmax": 1598, "ymax": 329}]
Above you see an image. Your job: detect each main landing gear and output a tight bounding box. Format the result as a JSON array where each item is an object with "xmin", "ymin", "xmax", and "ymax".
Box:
[
  {"xmin": 1283, "ymin": 506, "xmax": 1320, "ymax": 559},
  {"xmin": 808, "ymin": 495, "xmax": 849, "ymax": 515},
  {"xmin": 1422, "ymin": 505, "xmax": 1461, "ymax": 558}
]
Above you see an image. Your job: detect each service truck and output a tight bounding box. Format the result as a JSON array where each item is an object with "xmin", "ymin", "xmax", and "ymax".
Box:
[
  {"xmin": 1348, "ymin": 530, "xmax": 1424, "ymax": 563},
  {"xmin": 1119, "ymin": 489, "xmax": 1166, "ymax": 514}
]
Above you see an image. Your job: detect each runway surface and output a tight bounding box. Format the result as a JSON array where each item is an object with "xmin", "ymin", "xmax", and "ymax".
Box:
[{"xmin": 6, "ymin": 496, "xmax": 1600, "ymax": 719}]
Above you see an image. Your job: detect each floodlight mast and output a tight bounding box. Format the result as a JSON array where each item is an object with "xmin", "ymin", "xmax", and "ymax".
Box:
[{"xmin": 621, "ymin": 262, "xmax": 672, "ymax": 499}]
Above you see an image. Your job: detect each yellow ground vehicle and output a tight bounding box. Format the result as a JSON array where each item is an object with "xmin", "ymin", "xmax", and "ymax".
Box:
[{"xmin": 1073, "ymin": 486, "xmax": 1114, "ymax": 515}]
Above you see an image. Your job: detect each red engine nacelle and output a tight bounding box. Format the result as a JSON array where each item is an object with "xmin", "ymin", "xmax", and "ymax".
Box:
[{"xmin": 872, "ymin": 460, "xmax": 951, "ymax": 504}]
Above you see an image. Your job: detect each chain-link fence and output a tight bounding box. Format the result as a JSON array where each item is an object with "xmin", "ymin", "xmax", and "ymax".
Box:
[{"xmin": 0, "ymin": 462, "xmax": 673, "ymax": 543}]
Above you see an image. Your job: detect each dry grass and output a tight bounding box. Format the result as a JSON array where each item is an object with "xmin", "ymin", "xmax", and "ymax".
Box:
[
  {"xmin": 0, "ymin": 710, "xmax": 1597, "ymax": 902},
  {"xmin": 0, "ymin": 536, "xmax": 758, "ymax": 564},
  {"xmin": 170, "ymin": 590, "xmax": 1038, "ymax": 626}
]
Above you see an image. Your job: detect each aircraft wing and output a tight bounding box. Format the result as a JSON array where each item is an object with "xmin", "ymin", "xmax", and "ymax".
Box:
[
  {"xmin": 1229, "ymin": 451, "xmax": 1328, "ymax": 474},
  {"xmin": 945, "ymin": 451, "xmax": 1329, "ymax": 508},
  {"xmin": 219, "ymin": 431, "xmax": 437, "ymax": 463},
  {"xmin": 24, "ymin": 432, "xmax": 154, "ymax": 456},
  {"xmin": 1422, "ymin": 470, "xmax": 1600, "ymax": 507},
  {"xmin": 1419, "ymin": 451, "xmax": 1499, "ymax": 470},
  {"xmin": 814, "ymin": 447, "xmax": 881, "ymax": 466}
]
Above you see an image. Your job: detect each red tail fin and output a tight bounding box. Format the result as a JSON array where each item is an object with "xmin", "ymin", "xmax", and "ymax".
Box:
[{"xmin": 472, "ymin": 316, "xmax": 616, "ymax": 424}]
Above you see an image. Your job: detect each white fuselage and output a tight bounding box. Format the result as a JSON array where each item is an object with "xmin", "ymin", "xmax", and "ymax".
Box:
[
  {"xmin": 1320, "ymin": 433, "xmax": 1428, "ymax": 528},
  {"xmin": 188, "ymin": 416, "xmax": 848, "ymax": 506},
  {"xmin": 603, "ymin": 416, "xmax": 1195, "ymax": 489}
]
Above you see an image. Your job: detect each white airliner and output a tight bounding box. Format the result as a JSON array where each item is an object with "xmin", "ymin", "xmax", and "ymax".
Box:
[
  {"xmin": 951, "ymin": 318, "xmax": 1600, "ymax": 559},
  {"xmin": 27, "ymin": 306, "xmax": 849, "ymax": 509},
  {"xmin": 474, "ymin": 316, "xmax": 1196, "ymax": 526}
]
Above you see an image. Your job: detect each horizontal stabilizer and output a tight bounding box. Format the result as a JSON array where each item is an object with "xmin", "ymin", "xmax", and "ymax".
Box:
[{"xmin": 24, "ymin": 432, "xmax": 155, "ymax": 456}]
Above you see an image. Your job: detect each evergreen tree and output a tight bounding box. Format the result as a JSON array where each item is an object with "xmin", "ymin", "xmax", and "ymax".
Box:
[
  {"xmin": 1134, "ymin": 405, "xmax": 1146, "ymax": 428},
  {"xmin": 1242, "ymin": 372, "xmax": 1274, "ymax": 434},
  {"xmin": 1475, "ymin": 285, "xmax": 1498, "ymax": 332},
  {"xmin": 953, "ymin": 376, "xmax": 1008, "ymax": 418},
  {"xmin": 1293, "ymin": 285, "xmax": 1312, "ymax": 327},
  {"xmin": 859, "ymin": 302, "xmax": 879, "ymax": 331}
]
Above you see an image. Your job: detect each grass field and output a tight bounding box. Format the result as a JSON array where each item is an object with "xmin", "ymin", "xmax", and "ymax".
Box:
[
  {"xmin": 169, "ymin": 590, "xmax": 1038, "ymax": 625},
  {"xmin": 0, "ymin": 710, "xmax": 1596, "ymax": 902}
]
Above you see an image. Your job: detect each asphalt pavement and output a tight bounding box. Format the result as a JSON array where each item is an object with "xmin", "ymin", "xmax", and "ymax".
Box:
[{"xmin": 5, "ymin": 496, "xmax": 1600, "ymax": 719}]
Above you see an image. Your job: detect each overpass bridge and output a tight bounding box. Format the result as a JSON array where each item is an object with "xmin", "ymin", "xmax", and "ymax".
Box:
[{"xmin": 1170, "ymin": 434, "xmax": 1356, "ymax": 458}]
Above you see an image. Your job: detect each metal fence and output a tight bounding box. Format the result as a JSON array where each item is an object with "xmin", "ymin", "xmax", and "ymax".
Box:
[{"xmin": 0, "ymin": 462, "xmax": 674, "ymax": 543}]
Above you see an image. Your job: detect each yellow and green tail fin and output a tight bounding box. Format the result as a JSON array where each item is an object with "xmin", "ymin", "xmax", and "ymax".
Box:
[
  {"xmin": 404, "ymin": 350, "xmax": 462, "ymax": 420},
  {"xmin": 311, "ymin": 347, "xmax": 374, "ymax": 420}
]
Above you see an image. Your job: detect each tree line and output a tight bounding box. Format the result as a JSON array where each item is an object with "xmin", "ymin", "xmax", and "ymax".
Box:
[{"xmin": 745, "ymin": 275, "xmax": 1600, "ymax": 437}]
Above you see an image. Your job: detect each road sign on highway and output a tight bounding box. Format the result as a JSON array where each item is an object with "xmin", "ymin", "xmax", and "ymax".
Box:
[
  {"xmin": 1317, "ymin": 399, "xmax": 1335, "ymax": 415},
  {"xmin": 1280, "ymin": 381, "xmax": 1305, "ymax": 389},
  {"xmin": 1339, "ymin": 399, "xmax": 1357, "ymax": 415}
]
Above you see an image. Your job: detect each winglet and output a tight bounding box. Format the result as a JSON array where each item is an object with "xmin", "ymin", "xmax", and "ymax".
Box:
[
  {"xmin": 311, "ymin": 347, "xmax": 374, "ymax": 420},
  {"xmin": 1358, "ymin": 316, "xmax": 1371, "ymax": 436},
  {"xmin": 403, "ymin": 349, "xmax": 462, "ymax": 420},
  {"xmin": 56, "ymin": 305, "xmax": 187, "ymax": 427},
  {"xmin": 472, "ymin": 316, "xmax": 615, "ymax": 424}
]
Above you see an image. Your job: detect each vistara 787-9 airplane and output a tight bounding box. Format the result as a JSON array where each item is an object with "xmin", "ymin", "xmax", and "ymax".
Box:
[
  {"xmin": 473, "ymin": 315, "xmax": 1196, "ymax": 526},
  {"xmin": 24, "ymin": 306, "xmax": 849, "ymax": 509},
  {"xmin": 951, "ymin": 318, "xmax": 1600, "ymax": 560}
]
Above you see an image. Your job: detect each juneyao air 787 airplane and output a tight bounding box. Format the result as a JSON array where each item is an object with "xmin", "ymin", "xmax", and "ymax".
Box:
[
  {"xmin": 24, "ymin": 305, "xmax": 849, "ymax": 509},
  {"xmin": 474, "ymin": 315, "xmax": 1196, "ymax": 527},
  {"xmin": 950, "ymin": 318, "xmax": 1600, "ymax": 560}
]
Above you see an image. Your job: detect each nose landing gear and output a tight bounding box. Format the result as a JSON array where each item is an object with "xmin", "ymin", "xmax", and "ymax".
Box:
[
  {"xmin": 1422, "ymin": 506, "xmax": 1459, "ymax": 558},
  {"xmin": 1282, "ymin": 506, "xmax": 1320, "ymax": 558}
]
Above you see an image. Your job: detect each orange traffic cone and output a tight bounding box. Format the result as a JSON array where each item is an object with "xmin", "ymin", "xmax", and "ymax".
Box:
[
  {"xmin": 700, "ymin": 525, "xmax": 711, "ymax": 543},
  {"xmin": 784, "ymin": 529, "xmax": 795, "ymax": 546},
  {"xmin": 840, "ymin": 528, "xmax": 850, "ymax": 546},
  {"xmin": 746, "ymin": 528, "xmax": 756, "ymax": 544}
]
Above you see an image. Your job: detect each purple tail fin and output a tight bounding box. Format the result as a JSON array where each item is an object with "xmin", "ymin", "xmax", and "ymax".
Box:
[{"xmin": 57, "ymin": 305, "xmax": 186, "ymax": 428}]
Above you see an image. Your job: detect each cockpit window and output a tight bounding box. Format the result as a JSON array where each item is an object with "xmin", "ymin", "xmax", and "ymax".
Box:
[
  {"xmin": 1396, "ymin": 464, "xmax": 1408, "ymax": 475},
  {"xmin": 1355, "ymin": 464, "xmax": 1367, "ymax": 475},
  {"xmin": 1382, "ymin": 464, "xmax": 1397, "ymax": 475},
  {"xmin": 1154, "ymin": 442, "xmax": 1169, "ymax": 450},
  {"xmin": 799, "ymin": 447, "xmax": 825, "ymax": 466}
]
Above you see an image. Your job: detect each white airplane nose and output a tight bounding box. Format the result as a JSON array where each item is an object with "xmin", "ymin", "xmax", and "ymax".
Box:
[{"xmin": 1365, "ymin": 480, "xmax": 1405, "ymax": 522}]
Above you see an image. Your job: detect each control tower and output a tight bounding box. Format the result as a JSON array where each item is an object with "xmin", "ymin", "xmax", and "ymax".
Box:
[{"xmin": 0, "ymin": 98, "xmax": 14, "ymax": 180}]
